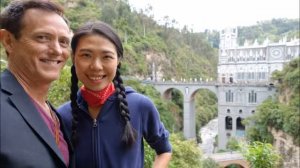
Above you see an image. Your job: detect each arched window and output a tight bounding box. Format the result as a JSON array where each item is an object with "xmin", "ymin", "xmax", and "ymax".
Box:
[
  {"xmin": 248, "ymin": 90, "xmax": 257, "ymax": 103},
  {"xmin": 226, "ymin": 90, "xmax": 234, "ymax": 102},
  {"xmin": 229, "ymin": 77, "xmax": 233, "ymax": 83},
  {"xmin": 222, "ymin": 74, "xmax": 226, "ymax": 83},
  {"xmin": 237, "ymin": 117, "xmax": 245, "ymax": 130},
  {"xmin": 225, "ymin": 116, "xmax": 233, "ymax": 130}
]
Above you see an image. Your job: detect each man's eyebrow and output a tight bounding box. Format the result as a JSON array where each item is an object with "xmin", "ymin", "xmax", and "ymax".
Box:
[{"xmin": 60, "ymin": 36, "xmax": 71, "ymax": 42}]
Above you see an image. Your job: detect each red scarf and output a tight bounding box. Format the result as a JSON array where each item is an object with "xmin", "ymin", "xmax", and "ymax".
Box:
[{"xmin": 80, "ymin": 83, "xmax": 115, "ymax": 107}]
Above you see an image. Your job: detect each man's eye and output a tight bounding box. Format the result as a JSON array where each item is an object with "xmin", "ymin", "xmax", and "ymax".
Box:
[
  {"xmin": 60, "ymin": 39, "xmax": 70, "ymax": 48},
  {"xmin": 36, "ymin": 35, "xmax": 49, "ymax": 41}
]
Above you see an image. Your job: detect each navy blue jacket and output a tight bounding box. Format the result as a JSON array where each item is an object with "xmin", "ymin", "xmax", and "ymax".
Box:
[
  {"xmin": 58, "ymin": 87, "xmax": 171, "ymax": 168},
  {"xmin": 0, "ymin": 70, "xmax": 74, "ymax": 168}
]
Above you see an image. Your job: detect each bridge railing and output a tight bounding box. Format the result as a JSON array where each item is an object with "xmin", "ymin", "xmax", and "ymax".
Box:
[{"xmin": 142, "ymin": 80, "xmax": 275, "ymax": 87}]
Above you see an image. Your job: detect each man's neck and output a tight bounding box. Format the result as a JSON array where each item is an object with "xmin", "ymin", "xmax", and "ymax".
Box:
[{"xmin": 10, "ymin": 69, "xmax": 51, "ymax": 104}]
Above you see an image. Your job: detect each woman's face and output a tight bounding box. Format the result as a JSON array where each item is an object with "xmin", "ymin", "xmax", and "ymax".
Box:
[{"xmin": 74, "ymin": 34, "xmax": 119, "ymax": 91}]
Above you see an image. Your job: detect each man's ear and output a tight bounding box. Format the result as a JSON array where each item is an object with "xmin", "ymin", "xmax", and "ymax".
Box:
[{"xmin": 0, "ymin": 29, "xmax": 15, "ymax": 54}]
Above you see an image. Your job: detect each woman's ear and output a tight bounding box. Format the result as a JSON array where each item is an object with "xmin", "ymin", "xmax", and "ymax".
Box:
[{"xmin": 71, "ymin": 54, "xmax": 75, "ymax": 63}]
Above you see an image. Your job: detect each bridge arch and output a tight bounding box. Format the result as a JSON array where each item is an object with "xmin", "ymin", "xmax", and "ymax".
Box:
[
  {"xmin": 145, "ymin": 81, "xmax": 276, "ymax": 150},
  {"xmin": 161, "ymin": 87, "xmax": 184, "ymax": 100},
  {"xmin": 152, "ymin": 82, "xmax": 218, "ymax": 139},
  {"xmin": 221, "ymin": 160, "xmax": 249, "ymax": 168},
  {"xmin": 208, "ymin": 152, "xmax": 249, "ymax": 168}
]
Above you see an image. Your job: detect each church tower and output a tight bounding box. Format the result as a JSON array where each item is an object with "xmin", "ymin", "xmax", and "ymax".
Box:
[{"xmin": 219, "ymin": 27, "xmax": 238, "ymax": 64}]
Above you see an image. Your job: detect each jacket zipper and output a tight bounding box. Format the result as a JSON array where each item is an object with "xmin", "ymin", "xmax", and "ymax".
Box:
[
  {"xmin": 93, "ymin": 118, "xmax": 98, "ymax": 127},
  {"xmin": 80, "ymin": 103, "xmax": 103, "ymax": 168},
  {"xmin": 92, "ymin": 118, "xmax": 99, "ymax": 168}
]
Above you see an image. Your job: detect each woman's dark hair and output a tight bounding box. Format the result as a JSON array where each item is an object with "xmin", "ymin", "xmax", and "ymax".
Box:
[
  {"xmin": 70, "ymin": 21, "xmax": 137, "ymax": 147},
  {"xmin": 0, "ymin": 0, "xmax": 68, "ymax": 39}
]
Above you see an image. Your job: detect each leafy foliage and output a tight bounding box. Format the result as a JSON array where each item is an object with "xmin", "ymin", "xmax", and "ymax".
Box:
[
  {"xmin": 48, "ymin": 65, "xmax": 72, "ymax": 107},
  {"xmin": 144, "ymin": 139, "xmax": 156, "ymax": 168},
  {"xmin": 55, "ymin": 0, "xmax": 219, "ymax": 81},
  {"xmin": 0, "ymin": 55, "xmax": 7, "ymax": 72},
  {"xmin": 195, "ymin": 89, "xmax": 218, "ymax": 142},
  {"xmin": 245, "ymin": 58, "xmax": 300, "ymax": 145},
  {"xmin": 226, "ymin": 137, "xmax": 240, "ymax": 151},
  {"xmin": 168, "ymin": 134, "xmax": 202, "ymax": 168},
  {"xmin": 144, "ymin": 133, "xmax": 202, "ymax": 168},
  {"xmin": 237, "ymin": 18, "xmax": 299, "ymax": 45},
  {"xmin": 240, "ymin": 141, "xmax": 281, "ymax": 168},
  {"xmin": 62, "ymin": 0, "xmax": 101, "ymax": 30},
  {"xmin": 0, "ymin": 0, "xmax": 10, "ymax": 11},
  {"xmin": 201, "ymin": 158, "xmax": 220, "ymax": 168}
]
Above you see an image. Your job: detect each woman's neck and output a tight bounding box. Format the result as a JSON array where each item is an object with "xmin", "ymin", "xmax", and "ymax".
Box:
[{"xmin": 88, "ymin": 106, "xmax": 102, "ymax": 119}]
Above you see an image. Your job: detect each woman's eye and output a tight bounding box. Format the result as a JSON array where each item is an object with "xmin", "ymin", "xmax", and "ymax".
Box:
[
  {"xmin": 81, "ymin": 53, "xmax": 91, "ymax": 58},
  {"xmin": 104, "ymin": 55, "xmax": 114, "ymax": 59}
]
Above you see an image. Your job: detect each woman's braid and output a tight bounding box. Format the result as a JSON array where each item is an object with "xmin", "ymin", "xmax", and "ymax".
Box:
[
  {"xmin": 113, "ymin": 63, "xmax": 137, "ymax": 147},
  {"xmin": 70, "ymin": 65, "xmax": 80, "ymax": 147}
]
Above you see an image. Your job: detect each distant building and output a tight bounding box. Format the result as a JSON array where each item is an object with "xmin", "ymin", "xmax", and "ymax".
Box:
[
  {"xmin": 218, "ymin": 27, "xmax": 299, "ymax": 84},
  {"xmin": 217, "ymin": 27, "xmax": 299, "ymax": 150}
]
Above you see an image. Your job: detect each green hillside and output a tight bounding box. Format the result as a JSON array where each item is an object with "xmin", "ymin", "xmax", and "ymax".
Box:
[
  {"xmin": 245, "ymin": 58, "xmax": 300, "ymax": 145},
  {"xmin": 58, "ymin": 0, "xmax": 218, "ymax": 81}
]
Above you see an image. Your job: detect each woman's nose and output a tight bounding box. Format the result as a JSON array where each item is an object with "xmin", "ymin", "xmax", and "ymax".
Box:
[{"xmin": 90, "ymin": 59, "xmax": 103, "ymax": 70}]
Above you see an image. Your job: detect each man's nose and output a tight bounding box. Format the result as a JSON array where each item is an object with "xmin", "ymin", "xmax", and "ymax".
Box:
[{"xmin": 49, "ymin": 40, "xmax": 63, "ymax": 56}]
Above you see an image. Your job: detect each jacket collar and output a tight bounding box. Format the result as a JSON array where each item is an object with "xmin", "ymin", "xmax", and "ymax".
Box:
[{"xmin": 1, "ymin": 69, "xmax": 69, "ymax": 167}]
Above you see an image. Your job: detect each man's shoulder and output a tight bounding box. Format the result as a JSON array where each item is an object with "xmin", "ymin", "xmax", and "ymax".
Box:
[{"xmin": 1, "ymin": 69, "xmax": 21, "ymax": 94}]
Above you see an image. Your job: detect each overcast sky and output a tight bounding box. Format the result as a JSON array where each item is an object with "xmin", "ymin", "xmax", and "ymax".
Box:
[{"xmin": 128, "ymin": 0, "xmax": 299, "ymax": 32}]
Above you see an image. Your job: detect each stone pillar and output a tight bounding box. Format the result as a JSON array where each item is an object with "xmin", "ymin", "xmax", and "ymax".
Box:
[
  {"xmin": 218, "ymin": 115, "xmax": 227, "ymax": 150},
  {"xmin": 183, "ymin": 91, "xmax": 196, "ymax": 139},
  {"xmin": 232, "ymin": 116, "xmax": 237, "ymax": 136}
]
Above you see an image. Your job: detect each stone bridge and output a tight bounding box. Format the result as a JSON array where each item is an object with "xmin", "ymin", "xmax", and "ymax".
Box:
[
  {"xmin": 150, "ymin": 81, "xmax": 218, "ymax": 139},
  {"xmin": 205, "ymin": 152, "xmax": 249, "ymax": 168},
  {"xmin": 146, "ymin": 80, "xmax": 274, "ymax": 142}
]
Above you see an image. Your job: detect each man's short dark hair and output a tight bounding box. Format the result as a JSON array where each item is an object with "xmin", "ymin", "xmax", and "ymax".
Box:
[{"xmin": 0, "ymin": 0, "xmax": 67, "ymax": 39}]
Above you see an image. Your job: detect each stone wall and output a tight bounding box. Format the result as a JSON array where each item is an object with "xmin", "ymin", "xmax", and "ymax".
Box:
[{"xmin": 269, "ymin": 127, "xmax": 300, "ymax": 168}]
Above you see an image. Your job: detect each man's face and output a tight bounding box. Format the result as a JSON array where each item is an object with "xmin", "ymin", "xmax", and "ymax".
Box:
[{"xmin": 6, "ymin": 9, "xmax": 71, "ymax": 84}]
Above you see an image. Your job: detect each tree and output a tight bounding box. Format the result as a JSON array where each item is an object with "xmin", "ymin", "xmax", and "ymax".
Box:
[
  {"xmin": 240, "ymin": 141, "xmax": 281, "ymax": 168},
  {"xmin": 245, "ymin": 58, "xmax": 300, "ymax": 145},
  {"xmin": 168, "ymin": 134, "xmax": 202, "ymax": 168},
  {"xmin": 48, "ymin": 65, "xmax": 72, "ymax": 107},
  {"xmin": 201, "ymin": 158, "xmax": 220, "ymax": 168},
  {"xmin": 226, "ymin": 137, "xmax": 240, "ymax": 151}
]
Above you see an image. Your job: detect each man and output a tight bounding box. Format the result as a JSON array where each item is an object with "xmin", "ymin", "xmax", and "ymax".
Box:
[{"xmin": 0, "ymin": 1, "xmax": 73, "ymax": 167}]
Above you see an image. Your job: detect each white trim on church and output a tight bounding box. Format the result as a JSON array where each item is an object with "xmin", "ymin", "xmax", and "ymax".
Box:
[{"xmin": 218, "ymin": 28, "xmax": 300, "ymax": 84}]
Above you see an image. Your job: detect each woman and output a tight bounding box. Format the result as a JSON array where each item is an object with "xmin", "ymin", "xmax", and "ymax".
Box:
[{"xmin": 58, "ymin": 21, "xmax": 172, "ymax": 168}]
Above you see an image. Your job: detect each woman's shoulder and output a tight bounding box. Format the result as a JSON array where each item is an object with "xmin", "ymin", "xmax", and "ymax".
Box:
[
  {"xmin": 125, "ymin": 86, "xmax": 149, "ymax": 99},
  {"xmin": 57, "ymin": 101, "xmax": 72, "ymax": 119},
  {"xmin": 125, "ymin": 86, "xmax": 154, "ymax": 107}
]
